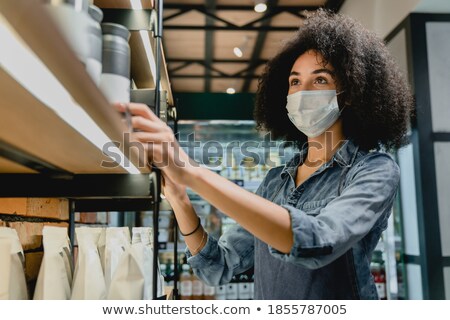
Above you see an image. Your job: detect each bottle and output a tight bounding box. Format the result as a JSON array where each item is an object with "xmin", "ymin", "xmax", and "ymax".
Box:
[
  {"xmin": 165, "ymin": 263, "xmax": 174, "ymax": 288},
  {"xmin": 203, "ymin": 282, "xmax": 215, "ymax": 300},
  {"xmin": 99, "ymin": 22, "xmax": 131, "ymax": 104},
  {"xmin": 191, "ymin": 271, "xmax": 203, "ymax": 300},
  {"xmin": 226, "ymin": 276, "xmax": 238, "ymax": 300},
  {"xmin": 237, "ymin": 273, "xmax": 251, "ymax": 300},
  {"xmin": 86, "ymin": 5, "xmax": 103, "ymax": 85},
  {"xmin": 371, "ymin": 251, "xmax": 387, "ymax": 300},
  {"xmin": 179, "ymin": 264, "xmax": 193, "ymax": 300},
  {"xmin": 215, "ymin": 284, "xmax": 227, "ymax": 300}
]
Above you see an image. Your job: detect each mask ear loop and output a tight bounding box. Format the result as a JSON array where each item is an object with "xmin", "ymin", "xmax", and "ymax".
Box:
[{"xmin": 336, "ymin": 90, "xmax": 347, "ymax": 114}]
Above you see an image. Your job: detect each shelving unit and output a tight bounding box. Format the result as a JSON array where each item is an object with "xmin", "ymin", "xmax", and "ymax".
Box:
[{"xmin": 0, "ymin": 0, "xmax": 175, "ymax": 300}]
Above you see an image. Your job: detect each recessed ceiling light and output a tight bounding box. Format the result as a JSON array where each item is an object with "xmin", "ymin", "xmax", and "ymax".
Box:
[
  {"xmin": 226, "ymin": 87, "xmax": 236, "ymax": 94},
  {"xmin": 233, "ymin": 46, "xmax": 243, "ymax": 58},
  {"xmin": 254, "ymin": 0, "xmax": 267, "ymax": 13}
]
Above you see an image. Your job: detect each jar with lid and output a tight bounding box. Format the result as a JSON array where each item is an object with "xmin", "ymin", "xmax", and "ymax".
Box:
[
  {"xmin": 45, "ymin": 0, "xmax": 91, "ymax": 66},
  {"xmin": 99, "ymin": 22, "xmax": 131, "ymax": 104},
  {"xmin": 86, "ymin": 5, "xmax": 103, "ymax": 85}
]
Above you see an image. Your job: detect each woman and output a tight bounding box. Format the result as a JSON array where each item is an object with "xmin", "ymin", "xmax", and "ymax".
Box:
[{"xmin": 117, "ymin": 10, "xmax": 413, "ymax": 299}]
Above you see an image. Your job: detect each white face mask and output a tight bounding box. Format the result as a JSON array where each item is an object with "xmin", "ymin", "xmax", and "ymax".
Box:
[{"xmin": 286, "ymin": 89, "xmax": 343, "ymax": 138}]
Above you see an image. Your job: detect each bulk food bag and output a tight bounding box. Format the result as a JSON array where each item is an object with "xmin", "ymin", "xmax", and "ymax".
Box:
[
  {"xmin": 135, "ymin": 227, "xmax": 165, "ymax": 299},
  {"xmin": 107, "ymin": 227, "xmax": 144, "ymax": 299},
  {"xmin": 0, "ymin": 227, "xmax": 28, "ymax": 300},
  {"xmin": 34, "ymin": 226, "xmax": 73, "ymax": 300},
  {"xmin": 97, "ymin": 227, "xmax": 106, "ymax": 274},
  {"xmin": 71, "ymin": 227, "xmax": 106, "ymax": 300}
]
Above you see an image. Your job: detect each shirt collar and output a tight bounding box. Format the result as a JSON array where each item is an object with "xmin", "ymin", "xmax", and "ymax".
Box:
[{"xmin": 280, "ymin": 139, "xmax": 360, "ymax": 178}]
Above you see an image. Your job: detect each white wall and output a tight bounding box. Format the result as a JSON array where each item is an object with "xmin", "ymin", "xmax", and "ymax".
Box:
[
  {"xmin": 414, "ymin": 0, "xmax": 450, "ymax": 13},
  {"xmin": 340, "ymin": 0, "xmax": 450, "ymax": 39},
  {"xmin": 340, "ymin": 0, "xmax": 421, "ymax": 38}
]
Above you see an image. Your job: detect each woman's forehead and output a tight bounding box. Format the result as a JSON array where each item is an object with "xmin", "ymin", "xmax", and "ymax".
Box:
[{"xmin": 291, "ymin": 50, "xmax": 334, "ymax": 72}]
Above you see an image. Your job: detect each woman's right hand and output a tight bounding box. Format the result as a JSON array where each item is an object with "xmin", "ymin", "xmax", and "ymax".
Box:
[{"xmin": 114, "ymin": 102, "xmax": 199, "ymax": 186}]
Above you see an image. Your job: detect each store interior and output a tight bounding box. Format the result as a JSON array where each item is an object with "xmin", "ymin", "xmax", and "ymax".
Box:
[{"xmin": 0, "ymin": 0, "xmax": 450, "ymax": 300}]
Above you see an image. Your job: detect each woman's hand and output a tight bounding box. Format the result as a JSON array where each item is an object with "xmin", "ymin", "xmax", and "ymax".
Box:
[{"xmin": 115, "ymin": 103, "xmax": 198, "ymax": 185}]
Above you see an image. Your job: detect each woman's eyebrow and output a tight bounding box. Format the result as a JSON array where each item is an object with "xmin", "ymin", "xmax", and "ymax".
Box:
[
  {"xmin": 289, "ymin": 69, "xmax": 335, "ymax": 77},
  {"xmin": 312, "ymin": 68, "xmax": 335, "ymax": 75}
]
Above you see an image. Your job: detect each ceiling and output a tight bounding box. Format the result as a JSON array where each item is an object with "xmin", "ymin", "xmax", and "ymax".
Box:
[{"xmin": 163, "ymin": 0, "xmax": 345, "ymax": 94}]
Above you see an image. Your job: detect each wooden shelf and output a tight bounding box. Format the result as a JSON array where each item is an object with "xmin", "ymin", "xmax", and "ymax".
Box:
[
  {"xmin": 94, "ymin": 1, "xmax": 174, "ymax": 106},
  {"xmin": 0, "ymin": 156, "xmax": 36, "ymax": 174},
  {"xmin": 0, "ymin": 0, "xmax": 149, "ymax": 174},
  {"xmin": 94, "ymin": 0, "xmax": 154, "ymax": 9},
  {"xmin": 130, "ymin": 30, "xmax": 174, "ymax": 106}
]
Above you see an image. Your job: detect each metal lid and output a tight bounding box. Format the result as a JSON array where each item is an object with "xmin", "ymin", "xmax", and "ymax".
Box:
[
  {"xmin": 88, "ymin": 5, "xmax": 103, "ymax": 23},
  {"xmin": 48, "ymin": 0, "xmax": 89, "ymax": 12},
  {"xmin": 101, "ymin": 22, "xmax": 130, "ymax": 41}
]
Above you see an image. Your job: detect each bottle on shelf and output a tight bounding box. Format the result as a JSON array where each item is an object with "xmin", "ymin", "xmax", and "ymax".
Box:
[
  {"xmin": 371, "ymin": 251, "xmax": 387, "ymax": 300},
  {"xmin": 237, "ymin": 273, "xmax": 251, "ymax": 300},
  {"xmin": 179, "ymin": 264, "xmax": 193, "ymax": 300},
  {"xmin": 203, "ymin": 282, "xmax": 215, "ymax": 300},
  {"xmin": 226, "ymin": 275, "xmax": 238, "ymax": 300},
  {"xmin": 215, "ymin": 284, "xmax": 227, "ymax": 300},
  {"xmin": 164, "ymin": 262, "xmax": 174, "ymax": 288},
  {"xmin": 191, "ymin": 271, "xmax": 204, "ymax": 300},
  {"xmin": 249, "ymin": 273, "xmax": 255, "ymax": 299}
]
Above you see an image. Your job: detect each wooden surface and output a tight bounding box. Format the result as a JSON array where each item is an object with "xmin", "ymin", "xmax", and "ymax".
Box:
[
  {"xmin": 94, "ymin": 0, "xmax": 154, "ymax": 9},
  {"xmin": 0, "ymin": 69, "xmax": 126, "ymax": 173},
  {"xmin": 0, "ymin": 0, "xmax": 150, "ymax": 173},
  {"xmin": 129, "ymin": 32, "xmax": 174, "ymax": 106},
  {"xmin": 0, "ymin": 157, "xmax": 36, "ymax": 173}
]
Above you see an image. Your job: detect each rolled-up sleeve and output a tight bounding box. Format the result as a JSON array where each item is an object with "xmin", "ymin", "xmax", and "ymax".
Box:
[
  {"xmin": 186, "ymin": 225, "xmax": 254, "ymax": 286},
  {"xmin": 185, "ymin": 178, "xmax": 273, "ymax": 286},
  {"xmin": 269, "ymin": 153, "xmax": 400, "ymax": 269}
]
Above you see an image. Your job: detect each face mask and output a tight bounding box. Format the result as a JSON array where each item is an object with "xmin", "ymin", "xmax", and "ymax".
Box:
[{"xmin": 286, "ymin": 89, "xmax": 343, "ymax": 138}]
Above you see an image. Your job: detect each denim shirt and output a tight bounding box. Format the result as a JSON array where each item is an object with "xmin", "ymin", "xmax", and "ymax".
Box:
[{"xmin": 186, "ymin": 140, "xmax": 400, "ymax": 299}]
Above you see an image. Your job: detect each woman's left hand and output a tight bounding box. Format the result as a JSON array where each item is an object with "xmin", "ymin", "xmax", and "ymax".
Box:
[{"xmin": 115, "ymin": 103, "xmax": 198, "ymax": 185}]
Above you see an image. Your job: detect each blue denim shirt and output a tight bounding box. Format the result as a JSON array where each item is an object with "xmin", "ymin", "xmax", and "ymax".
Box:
[{"xmin": 186, "ymin": 140, "xmax": 400, "ymax": 299}]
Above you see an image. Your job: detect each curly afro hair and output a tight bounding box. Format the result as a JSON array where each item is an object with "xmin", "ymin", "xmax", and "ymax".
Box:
[{"xmin": 254, "ymin": 9, "xmax": 414, "ymax": 151}]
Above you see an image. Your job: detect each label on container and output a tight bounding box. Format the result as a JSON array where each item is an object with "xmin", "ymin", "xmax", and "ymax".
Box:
[
  {"xmin": 376, "ymin": 283, "xmax": 386, "ymax": 299},
  {"xmin": 192, "ymin": 279, "xmax": 203, "ymax": 296},
  {"xmin": 238, "ymin": 283, "xmax": 251, "ymax": 300},
  {"xmin": 226, "ymin": 283, "xmax": 238, "ymax": 300},
  {"xmin": 99, "ymin": 73, "xmax": 130, "ymax": 103},
  {"xmin": 180, "ymin": 280, "xmax": 192, "ymax": 297},
  {"xmin": 86, "ymin": 58, "xmax": 102, "ymax": 86},
  {"xmin": 203, "ymin": 283, "xmax": 215, "ymax": 296},
  {"xmin": 215, "ymin": 285, "xmax": 227, "ymax": 300}
]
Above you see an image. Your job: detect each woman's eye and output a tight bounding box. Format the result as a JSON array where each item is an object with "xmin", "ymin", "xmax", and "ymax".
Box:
[
  {"xmin": 290, "ymin": 79, "xmax": 300, "ymax": 86},
  {"xmin": 315, "ymin": 77, "xmax": 328, "ymax": 84}
]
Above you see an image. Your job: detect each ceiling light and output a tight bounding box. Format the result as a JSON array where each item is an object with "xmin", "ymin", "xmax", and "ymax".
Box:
[
  {"xmin": 233, "ymin": 46, "xmax": 243, "ymax": 58},
  {"xmin": 254, "ymin": 0, "xmax": 267, "ymax": 13},
  {"xmin": 233, "ymin": 36, "xmax": 250, "ymax": 58},
  {"xmin": 226, "ymin": 87, "xmax": 236, "ymax": 94}
]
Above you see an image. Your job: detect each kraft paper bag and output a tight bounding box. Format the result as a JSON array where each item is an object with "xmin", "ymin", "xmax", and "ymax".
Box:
[
  {"xmin": 71, "ymin": 227, "xmax": 106, "ymax": 300},
  {"xmin": 97, "ymin": 227, "xmax": 106, "ymax": 275},
  {"xmin": 104, "ymin": 227, "xmax": 130, "ymax": 294},
  {"xmin": 34, "ymin": 226, "xmax": 72, "ymax": 300},
  {"xmin": 135, "ymin": 227, "xmax": 165, "ymax": 299},
  {"xmin": 0, "ymin": 227, "xmax": 28, "ymax": 300},
  {"xmin": 107, "ymin": 227, "xmax": 144, "ymax": 299}
]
